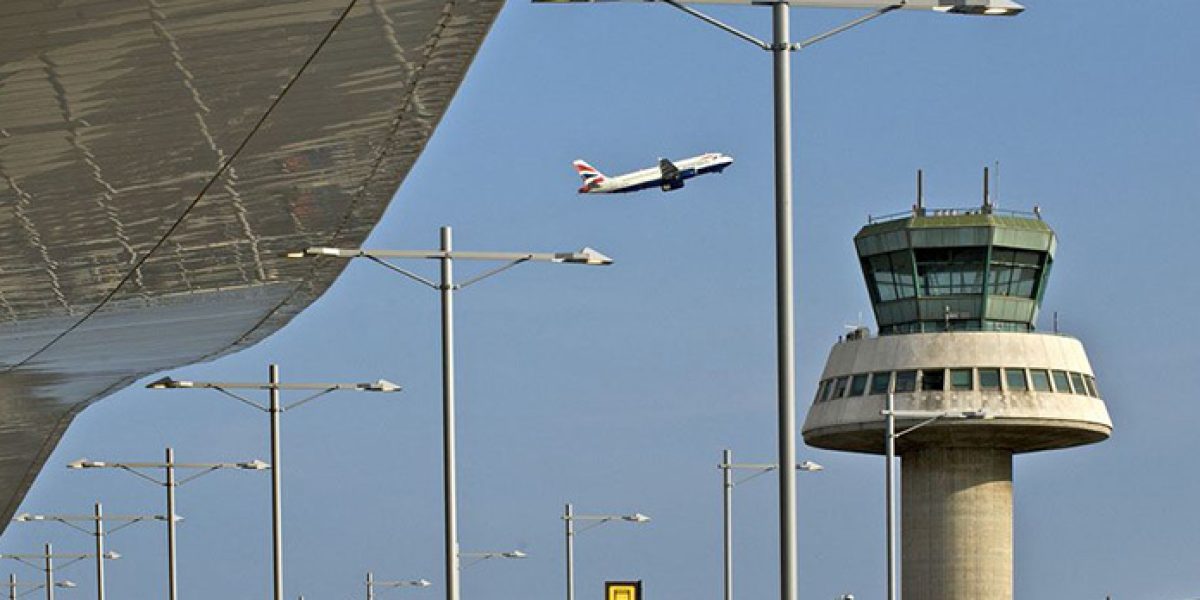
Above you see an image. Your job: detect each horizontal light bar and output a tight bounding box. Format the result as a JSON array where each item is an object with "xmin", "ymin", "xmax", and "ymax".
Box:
[
  {"xmin": 533, "ymin": 0, "xmax": 1023, "ymax": 14},
  {"xmin": 286, "ymin": 247, "xmax": 614, "ymax": 266}
]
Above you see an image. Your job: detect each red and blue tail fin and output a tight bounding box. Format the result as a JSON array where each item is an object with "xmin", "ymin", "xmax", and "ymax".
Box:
[{"xmin": 573, "ymin": 160, "xmax": 605, "ymax": 192}]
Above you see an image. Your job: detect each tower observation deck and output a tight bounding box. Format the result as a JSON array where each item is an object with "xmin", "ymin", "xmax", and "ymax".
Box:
[{"xmin": 802, "ymin": 192, "xmax": 1112, "ymax": 599}]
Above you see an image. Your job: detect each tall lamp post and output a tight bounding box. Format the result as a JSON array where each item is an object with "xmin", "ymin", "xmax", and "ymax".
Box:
[
  {"xmin": 531, "ymin": 1, "xmax": 1023, "ymax": 599},
  {"xmin": 147, "ymin": 366, "xmax": 401, "ymax": 600},
  {"xmin": 7, "ymin": 574, "xmax": 76, "ymax": 600},
  {"xmin": 365, "ymin": 572, "xmax": 431, "ymax": 600},
  {"xmin": 718, "ymin": 450, "xmax": 822, "ymax": 600},
  {"xmin": 287, "ymin": 226, "xmax": 612, "ymax": 600},
  {"xmin": 1, "ymin": 544, "xmax": 114, "ymax": 600},
  {"xmin": 562, "ymin": 505, "xmax": 649, "ymax": 600},
  {"xmin": 67, "ymin": 449, "xmax": 268, "ymax": 600},
  {"xmin": 12, "ymin": 504, "xmax": 165, "ymax": 600},
  {"xmin": 881, "ymin": 396, "xmax": 988, "ymax": 600}
]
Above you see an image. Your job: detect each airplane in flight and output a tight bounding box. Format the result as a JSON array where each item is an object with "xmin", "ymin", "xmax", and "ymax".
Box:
[{"xmin": 574, "ymin": 153, "xmax": 734, "ymax": 194}]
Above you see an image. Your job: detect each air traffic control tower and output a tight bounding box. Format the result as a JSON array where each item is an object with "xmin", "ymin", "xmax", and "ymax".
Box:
[{"xmin": 802, "ymin": 185, "xmax": 1112, "ymax": 599}]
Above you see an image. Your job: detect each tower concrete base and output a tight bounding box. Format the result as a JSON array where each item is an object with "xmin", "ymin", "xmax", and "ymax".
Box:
[{"xmin": 902, "ymin": 447, "xmax": 1013, "ymax": 600}]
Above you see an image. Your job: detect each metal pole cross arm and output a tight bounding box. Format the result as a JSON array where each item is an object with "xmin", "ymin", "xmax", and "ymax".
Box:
[{"xmin": 292, "ymin": 247, "xmax": 613, "ymax": 266}]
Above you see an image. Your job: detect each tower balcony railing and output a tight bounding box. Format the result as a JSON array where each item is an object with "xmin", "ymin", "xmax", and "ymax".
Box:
[
  {"xmin": 837, "ymin": 325, "xmax": 1080, "ymax": 345},
  {"xmin": 866, "ymin": 206, "xmax": 1042, "ymax": 225}
]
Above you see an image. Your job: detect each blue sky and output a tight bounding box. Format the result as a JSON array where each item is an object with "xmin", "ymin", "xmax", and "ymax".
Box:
[{"xmin": 7, "ymin": 1, "xmax": 1200, "ymax": 598}]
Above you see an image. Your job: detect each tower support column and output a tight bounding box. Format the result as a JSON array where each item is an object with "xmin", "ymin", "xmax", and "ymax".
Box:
[{"xmin": 901, "ymin": 446, "xmax": 1013, "ymax": 600}]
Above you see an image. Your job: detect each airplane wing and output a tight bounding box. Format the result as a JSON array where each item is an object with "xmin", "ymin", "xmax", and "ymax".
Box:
[{"xmin": 659, "ymin": 158, "xmax": 681, "ymax": 181}]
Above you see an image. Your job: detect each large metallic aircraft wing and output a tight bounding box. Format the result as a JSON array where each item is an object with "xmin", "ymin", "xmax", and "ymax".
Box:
[{"xmin": 0, "ymin": 0, "xmax": 503, "ymax": 530}]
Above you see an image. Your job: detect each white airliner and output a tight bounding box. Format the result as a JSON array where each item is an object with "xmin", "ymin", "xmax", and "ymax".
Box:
[{"xmin": 573, "ymin": 153, "xmax": 734, "ymax": 194}]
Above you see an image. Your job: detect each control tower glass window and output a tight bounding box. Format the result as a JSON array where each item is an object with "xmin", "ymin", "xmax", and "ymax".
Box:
[
  {"xmin": 950, "ymin": 368, "xmax": 973, "ymax": 391},
  {"xmin": 870, "ymin": 372, "xmax": 892, "ymax": 395},
  {"xmin": 1005, "ymin": 368, "xmax": 1028, "ymax": 391},
  {"xmin": 979, "ymin": 368, "xmax": 1001, "ymax": 391},
  {"xmin": 1030, "ymin": 369, "xmax": 1053, "ymax": 392},
  {"xmin": 1070, "ymin": 372, "xmax": 1087, "ymax": 396},
  {"xmin": 867, "ymin": 251, "xmax": 916, "ymax": 302},
  {"xmin": 988, "ymin": 249, "xmax": 1042, "ymax": 298},
  {"xmin": 849, "ymin": 374, "xmax": 869, "ymax": 396},
  {"xmin": 1052, "ymin": 370, "xmax": 1072, "ymax": 393},
  {"xmin": 915, "ymin": 248, "xmax": 985, "ymax": 296}
]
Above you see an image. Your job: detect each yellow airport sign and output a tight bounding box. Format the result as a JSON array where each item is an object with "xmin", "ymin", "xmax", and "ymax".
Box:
[{"xmin": 605, "ymin": 581, "xmax": 642, "ymax": 600}]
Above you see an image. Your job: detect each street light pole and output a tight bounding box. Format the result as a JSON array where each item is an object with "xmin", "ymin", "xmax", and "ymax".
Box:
[
  {"xmin": 564, "ymin": 504, "xmax": 574, "ymax": 600},
  {"xmin": 2, "ymin": 549, "xmax": 103, "ymax": 599},
  {"xmin": 561, "ymin": 507, "xmax": 649, "ymax": 600},
  {"xmin": 286, "ymin": 228, "xmax": 610, "ymax": 600},
  {"xmin": 881, "ymin": 403, "xmax": 989, "ymax": 600},
  {"xmin": 68, "ymin": 451, "xmax": 267, "ymax": 600},
  {"xmin": 769, "ymin": 10, "xmax": 798, "ymax": 600},
  {"xmin": 165, "ymin": 448, "xmax": 178, "ymax": 600},
  {"xmin": 721, "ymin": 450, "xmax": 733, "ymax": 600},
  {"xmin": 719, "ymin": 451, "xmax": 823, "ymax": 600},
  {"xmin": 884, "ymin": 393, "xmax": 898, "ymax": 600},
  {"xmin": 269, "ymin": 364, "xmax": 284, "ymax": 600},
  {"xmin": 92, "ymin": 505, "xmax": 104, "ymax": 600},
  {"xmin": 147, "ymin": 368, "xmax": 399, "ymax": 600},
  {"xmin": 12, "ymin": 504, "xmax": 164, "ymax": 600},
  {"xmin": 43, "ymin": 544, "xmax": 52, "ymax": 600},
  {"xmin": 439, "ymin": 227, "xmax": 460, "ymax": 600}
]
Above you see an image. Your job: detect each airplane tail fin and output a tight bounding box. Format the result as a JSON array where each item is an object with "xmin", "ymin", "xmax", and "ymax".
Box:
[
  {"xmin": 573, "ymin": 160, "xmax": 604, "ymax": 181},
  {"xmin": 573, "ymin": 160, "xmax": 606, "ymax": 192}
]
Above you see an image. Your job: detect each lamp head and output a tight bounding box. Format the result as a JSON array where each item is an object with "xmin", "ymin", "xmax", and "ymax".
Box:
[
  {"xmin": 358, "ymin": 379, "xmax": 402, "ymax": 393},
  {"xmin": 12, "ymin": 513, "xmax": 41, "ymax": 522},
  {"xmin": 240, "ymin": 459, "xmax": 271, "ymax": 470},
  {"xmin": 146, "ymin": 376, "xmax": 193, "ymax": 389},
  {"xmin": 624, "ymin": 513, "xmax": 651, "ymax": 523},
  {"xmin": 556, "ymin": 247, "xmax": 613, "ymax": 265},
  {"xmin": 798, "ymin": 460, "xmax": 824, "ymax": 472},
  {"xmin": 104, "ymin": 551, "xmax": 121, "ymax": 560},
  {"xmin": 414, "ymin": 579, "xmax": 432, "ymax": 587},
  {"xmin": 578, "ymin": 247, "xmax": 613, "ymax": 266},
  {"xmin": 67, "ymin": 458, "xmax": 103, "ymax": 469},
  {"xmin": 55, "ymin": 581, "xmax": 77, "ymax": 589},
  {"xmin": 934, "ymin": 0, "xmax": 1024, "ymax": 16},
  {"xmin": 503, "ymin": 550, "xmax": 528, "ymax": 559}
]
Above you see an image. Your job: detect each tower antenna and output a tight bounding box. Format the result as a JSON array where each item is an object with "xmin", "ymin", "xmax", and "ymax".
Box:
[
  {"xmin": 982, "ymin": 166, "xmax": 993, "ymax": 214},
  {"xmin": 993, "ymin": 160, "xmax": 1001, "ymax": 207},
  {"xmin": 915, "ymin": 169, "xmax": 925, "ymax": 216}
]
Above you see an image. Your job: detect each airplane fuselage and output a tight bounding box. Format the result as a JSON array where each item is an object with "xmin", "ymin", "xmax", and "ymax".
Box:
[{"xmin": 579, "ymin": 153, "xmax": 733, "ymax": 194}]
